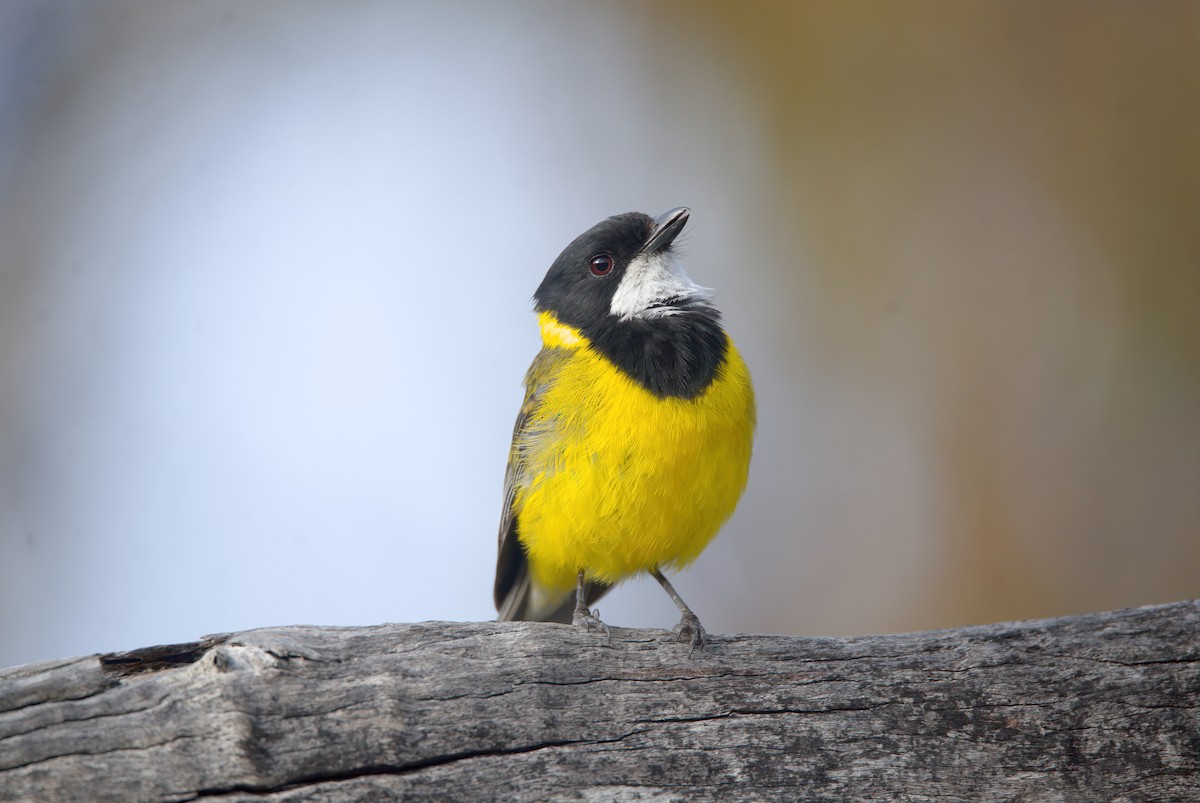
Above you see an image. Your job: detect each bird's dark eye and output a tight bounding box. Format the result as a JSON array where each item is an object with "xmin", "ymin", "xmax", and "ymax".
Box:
[{"xmin": 589, "ymin": 254, "xmax": 614, "ymax": 277}]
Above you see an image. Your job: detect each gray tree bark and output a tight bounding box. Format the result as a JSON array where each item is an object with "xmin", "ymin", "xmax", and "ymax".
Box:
[{"xmin": 1, "ymin": 601, "xmax": 1196, "ymax": 802}]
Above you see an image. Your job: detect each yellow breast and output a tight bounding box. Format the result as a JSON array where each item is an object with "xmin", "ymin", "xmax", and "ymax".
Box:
[{"xmin": 514, "ymin": 312, "xmax": 755, "ymax": 591}]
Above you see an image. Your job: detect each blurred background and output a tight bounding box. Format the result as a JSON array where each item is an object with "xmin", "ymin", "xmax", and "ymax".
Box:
[{"xmin": 0, "ymin": 1, "xmax": 1196, "ymax": 668}]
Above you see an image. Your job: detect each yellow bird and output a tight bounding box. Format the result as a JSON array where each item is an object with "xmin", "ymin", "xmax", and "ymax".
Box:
[{"xmin": 493, "ymin": 208, "xmax": 755, "ymax": 651}]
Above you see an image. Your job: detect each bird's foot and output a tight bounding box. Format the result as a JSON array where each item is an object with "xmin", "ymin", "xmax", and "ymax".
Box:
[
  {"xmin": 572, "ymin": 606, "xmax": 611, "ymax": 644},
  {"xmin": 672, "ymin": 611, "xmax": 707, "ymax": 656}
]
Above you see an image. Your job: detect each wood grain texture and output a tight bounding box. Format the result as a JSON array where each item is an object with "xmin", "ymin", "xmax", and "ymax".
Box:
[{"xmin": 1, "ymin": 602, "xmax": 1196, "ymax": 801}]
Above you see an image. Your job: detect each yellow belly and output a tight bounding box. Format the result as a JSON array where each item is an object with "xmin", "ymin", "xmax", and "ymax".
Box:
[{"xmin": 514, "ymin": 331, "xmax": 755, "ymax": 592}]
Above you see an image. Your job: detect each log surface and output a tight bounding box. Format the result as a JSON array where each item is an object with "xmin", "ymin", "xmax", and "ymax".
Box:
[{"xmin": 1, "ymin": 602, "xmax": 1197, "ymax": 801}]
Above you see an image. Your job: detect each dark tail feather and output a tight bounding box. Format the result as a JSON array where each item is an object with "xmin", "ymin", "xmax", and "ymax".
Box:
[{"xmin": 495, "ymin": 524, "xmax": 610, "ymax": 622}]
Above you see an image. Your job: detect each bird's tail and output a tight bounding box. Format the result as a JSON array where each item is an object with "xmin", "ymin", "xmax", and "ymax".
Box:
[{"xmin": 495, "ymin": 532, "xmax": 610, "ymax": 622}]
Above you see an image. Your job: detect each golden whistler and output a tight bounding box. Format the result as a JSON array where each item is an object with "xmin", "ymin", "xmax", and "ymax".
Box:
[{"xmin": 494, "ymin": 208, "xmax": 755, "ymax": 652}]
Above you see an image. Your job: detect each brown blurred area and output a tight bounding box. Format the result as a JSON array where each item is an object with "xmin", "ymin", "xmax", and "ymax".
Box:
[{"xmin": 643, "ymin": 0, "xmax": 1199, "ymax": 634}]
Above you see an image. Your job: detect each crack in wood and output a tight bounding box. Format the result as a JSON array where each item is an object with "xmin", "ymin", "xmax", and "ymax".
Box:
[
  {"xmin": 100, "ymin": 637, "xmax": 230, "ymax": 677},
  {"xmin": 189, "ymin": 730, "xmax": 652, "ymax": 799}
]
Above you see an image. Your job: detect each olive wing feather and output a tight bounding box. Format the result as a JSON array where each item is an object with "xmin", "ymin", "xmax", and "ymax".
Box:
[{"xmin": 493, "ymin": 347, "xmax": 609, "ymax": 622}]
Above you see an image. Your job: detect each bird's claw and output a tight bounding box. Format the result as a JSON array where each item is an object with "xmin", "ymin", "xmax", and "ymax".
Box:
[
  {"xmin": 572, "ymin": 606, "xmax": 611, "ymax": 644},
  {"xmin": 672, "ymin": 612, "xmax": 706, "ymax": 656}
]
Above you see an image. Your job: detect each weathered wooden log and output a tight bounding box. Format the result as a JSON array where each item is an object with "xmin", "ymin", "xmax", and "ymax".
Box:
[{"xmin": 1, "ymin": 601, "xmax": 1196, "ymax": 801}]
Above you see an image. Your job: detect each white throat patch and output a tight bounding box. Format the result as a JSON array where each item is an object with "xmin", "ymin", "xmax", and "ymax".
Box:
[{"xmin": 609, "ymin": 252, "xmax": 713, "ymax": 320}]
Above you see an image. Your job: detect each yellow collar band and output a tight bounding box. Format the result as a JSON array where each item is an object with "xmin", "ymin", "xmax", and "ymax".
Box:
[{"xmin": 538, "ymin": 311, "xmax": 585, "ymax": 349}]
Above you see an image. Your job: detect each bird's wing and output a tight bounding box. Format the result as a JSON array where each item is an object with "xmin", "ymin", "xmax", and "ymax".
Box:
[{"xmin": 494, "ymin": 347, "xmax": 610, "ymax": 622}]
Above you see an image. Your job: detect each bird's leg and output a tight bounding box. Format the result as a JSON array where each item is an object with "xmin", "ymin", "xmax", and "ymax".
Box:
[
  {"xmin": 571, "ymin": 569, "xmax": 610, "ymax": 642},
  {"xmin": 650, "ymin": 567, "xmax": 706, "ymax": 655}
]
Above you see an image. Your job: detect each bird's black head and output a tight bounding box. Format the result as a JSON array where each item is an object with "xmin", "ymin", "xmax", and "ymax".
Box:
[
  {"xmin": 532, "ymin": 208, "xmax": 728, "ymax": 399},
  {"xmin": 533, "ymin": 208, "xmax": 708, "ymax": 331}
]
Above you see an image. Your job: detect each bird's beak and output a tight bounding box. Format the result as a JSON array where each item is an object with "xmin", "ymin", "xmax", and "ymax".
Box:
[{"xmin": 641, "ymin": 207, "xmax": 690, "ymax": 255}]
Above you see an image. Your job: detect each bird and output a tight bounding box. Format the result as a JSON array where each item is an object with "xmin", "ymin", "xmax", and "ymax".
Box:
[{"xmin": 493, "ymin": 207, "xmax": 755, "ymax": 653}]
